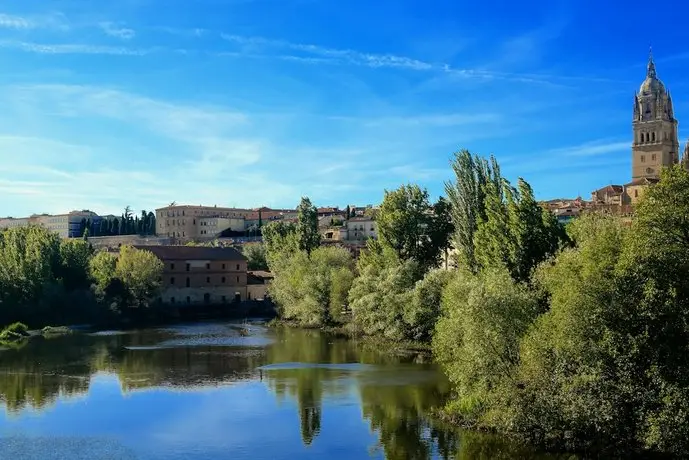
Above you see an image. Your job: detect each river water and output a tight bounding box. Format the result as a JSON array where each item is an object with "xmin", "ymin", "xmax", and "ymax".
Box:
[{"xmin": 0, "ymin": 322, "xmax": 573, "ymax": 459}]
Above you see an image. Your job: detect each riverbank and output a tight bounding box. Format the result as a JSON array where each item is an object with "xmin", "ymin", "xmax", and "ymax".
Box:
[{"xmin": 267, "ymin": 318, "xmax": 432, "ymax": 355}]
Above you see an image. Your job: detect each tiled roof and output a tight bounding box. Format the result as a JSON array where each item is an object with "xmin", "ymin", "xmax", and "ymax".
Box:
[
  {"xmin": 133, "ymin": 245, "xmax": 246, "ymax": 261},
  {"xmin": 593, "ymin": 184, "xmax": 624, "ymax": 194},
  {"xmin": 624, "ymin": 177, "xmax": 660, "ymax": 187}
]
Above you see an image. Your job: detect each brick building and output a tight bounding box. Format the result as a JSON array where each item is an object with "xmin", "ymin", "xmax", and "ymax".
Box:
[{"xmin": 135, "ymin": 245, "xmax": 248, "ymax": 305}]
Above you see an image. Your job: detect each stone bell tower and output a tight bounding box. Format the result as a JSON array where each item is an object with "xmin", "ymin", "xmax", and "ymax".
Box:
[{"xmin": 632, "ymin": 49, "xmax": 680, "ymax": 179}]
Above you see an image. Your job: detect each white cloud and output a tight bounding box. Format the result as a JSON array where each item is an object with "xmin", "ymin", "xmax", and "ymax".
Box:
[
  {"xmin": 548, "ymin": 140, "xmax": 629, "ymax": 157},
  {"xmin": 0, "ymin": 41, "xmax": 151, "ymax": 56},
  {"xmin": 99, "ymin": 22, "xmax": 136, "ymax": 40},
  {"xmin": 0, "ymin": 12, "xmax": 69, "ymax": 31},
  {"xmin": 0, "ymin": 13, "xmax": 34, "ymax": 29}
]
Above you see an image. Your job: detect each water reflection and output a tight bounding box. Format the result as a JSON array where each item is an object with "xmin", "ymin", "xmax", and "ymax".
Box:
[{"xmin": 0, "ymin": 322, "xmax": 574, "ymax": 459}]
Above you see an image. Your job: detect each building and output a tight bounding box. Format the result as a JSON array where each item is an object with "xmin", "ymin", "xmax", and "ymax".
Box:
[
  {"xmin": 0, "ymin": 210, "xmax": 100, "ymax": 238},
  {"xmin": 592, "ymin": 51, "xmax": 689, "ymax": 208},
  {"xmin": 247, "ymin": 270, "xmax": 274, "ymax": 301},
  {"xmin": 343, "ymin": 217, "xmax": 377, "ymax": 242},
  {"xmin": 632, "ymin": 51, "xmax": 680, "ymax": 181},
  {"xmin": 135, "ymin": 245, "xmax": 248, "ymax": 305}
]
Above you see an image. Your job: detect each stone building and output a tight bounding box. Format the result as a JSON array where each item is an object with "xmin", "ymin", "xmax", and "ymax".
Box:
[
  {"xmin": 631, "ymin": 51, "xmax": 681, "ymax": 180},
  {"xmin": 0, "ymin": 210, "xmax": 100, "ymax": 238},
  {"xmin": 136, "ymin": 245, "xmax": 248, "ymax": 305},
  {"xmin": 592, "ymin": 51, "xmax": 689, "ymax": 207}
]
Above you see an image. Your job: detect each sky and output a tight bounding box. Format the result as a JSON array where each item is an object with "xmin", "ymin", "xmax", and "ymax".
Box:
[{"xmin": 1, "ymin": 0, "xmax": 689, "ymax": 217}]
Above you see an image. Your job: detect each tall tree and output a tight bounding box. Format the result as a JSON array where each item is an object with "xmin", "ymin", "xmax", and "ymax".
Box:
[
  {"xmin": 445, "ymin": 150, "xmax": 496, "ymax": 272},
  {"xmin": 296, "ymin": 197, "xmax": 320, "ymax": 255},
  {"xmin": 377, "ymin": 184, "xmax": 446, "ymax": 269}
]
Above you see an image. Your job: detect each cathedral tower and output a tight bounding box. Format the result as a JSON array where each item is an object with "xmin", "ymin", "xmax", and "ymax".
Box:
[{"xmin": 632, "ymin": 50, "xmax": 679, "ymax": 179}]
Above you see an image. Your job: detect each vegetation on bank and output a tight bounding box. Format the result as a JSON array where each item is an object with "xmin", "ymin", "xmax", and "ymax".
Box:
[
  {"xmin": 264, "ymin": 150, "xmax": 689, "ymax": 456},
  {"xmin": 0, "ymin": 227, "xmax": 164, "ymax": 330}
]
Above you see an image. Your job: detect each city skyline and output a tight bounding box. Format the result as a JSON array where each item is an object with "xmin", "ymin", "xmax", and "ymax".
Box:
[{"xmin": 1, "ymin": 0, "xmax": 689, "ymax": 217}]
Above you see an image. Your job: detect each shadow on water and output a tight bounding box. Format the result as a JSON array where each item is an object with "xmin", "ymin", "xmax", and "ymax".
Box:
[{"xmin": 0, "ymin": 322, "xmax": 576, "ymax": 459}]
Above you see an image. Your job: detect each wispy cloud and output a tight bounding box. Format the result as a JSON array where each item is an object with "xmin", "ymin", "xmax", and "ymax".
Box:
[
  {"xmin": 0, "ymin": 40, "xmax": 152, "ymax": 56},
  {"xmin": 0, "ymin": 12, "xmax": 69, "ymax": 30},
  {"xmin": 0, "ymin": 13, "xmax": 33, "ymax": 29},
  {"xmin": 99, "ymin": 22, "xmax": 136, "ymax": 40},
  {"xmin": 547, "ymin": 140, "xmax": 629, "ymax": 157}
]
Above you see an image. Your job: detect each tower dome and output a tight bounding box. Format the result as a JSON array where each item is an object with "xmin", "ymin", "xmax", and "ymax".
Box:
[{"xmin": 639, "ymin": 49, "xmax": 666, "ymax": 96}]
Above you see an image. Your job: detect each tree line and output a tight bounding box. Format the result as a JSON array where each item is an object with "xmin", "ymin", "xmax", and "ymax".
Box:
[
  {"xmin": 80, "ymin": 206, "xmax": 157, "ymax": 238},
  {"xmin": 263, "ymin": 150, "xmax": 689, "ymax": 456},
  {"xmin": 0, "ymin": 227, "xmax": 164, "ymax": 332}
]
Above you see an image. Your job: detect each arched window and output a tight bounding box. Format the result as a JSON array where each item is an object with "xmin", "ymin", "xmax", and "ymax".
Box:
[
  {"xmin": 652, "ymin": 132, "xmax": 656, "ymax": 142},
  {"xmin": 646, "ymin": 133, "xmax": 650, "ymax": 142}
]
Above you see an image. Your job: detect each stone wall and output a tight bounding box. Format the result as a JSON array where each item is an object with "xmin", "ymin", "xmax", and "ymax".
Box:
[{"xmin": 87, "ymin": 235, "xmax": 175, "ymax": 249}]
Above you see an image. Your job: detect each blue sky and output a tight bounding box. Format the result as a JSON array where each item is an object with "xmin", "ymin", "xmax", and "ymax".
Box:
[{"xmin": 1, "ymin": 0, "xmax": 688, "ymax": 216}]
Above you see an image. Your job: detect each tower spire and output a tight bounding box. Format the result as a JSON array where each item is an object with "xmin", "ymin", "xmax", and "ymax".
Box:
[{"xmin": 647, "ymin": 46, "xmax": 657, "ymax": 78}]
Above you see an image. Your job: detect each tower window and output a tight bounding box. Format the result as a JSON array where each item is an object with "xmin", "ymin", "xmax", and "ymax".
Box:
[
  {"xmin": 641, "ymin": 155, "xmax": 646, "ymax": 162},
  {"xmin": 635, "ymin": 189, "xmax": 639, "ymax": 198},
  {"xmin": 652, "ymin": 154, "xmax": 657, "ymax": 161},
  {"xmin": 652, "ymin": 132, "xmax": 656, "ymax": 142}
]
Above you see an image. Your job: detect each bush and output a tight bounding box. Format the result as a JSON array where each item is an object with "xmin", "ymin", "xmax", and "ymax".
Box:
[{"xmin": 433, "ymin": 268, "xmax": 541, "ymax": 428}]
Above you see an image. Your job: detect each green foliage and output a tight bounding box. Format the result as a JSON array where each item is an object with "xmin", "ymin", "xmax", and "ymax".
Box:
[
  {"xmin": 114, "ymin": 246, "xmax": 164, "ymax": 308},
  {"xmin": 473, "ymin": 177, "xmax": 565, "ymax": 282},
  {"xmin": 89, "ymin": 251, "xmax": 118, "ymax": 294},
  {"xmin": 58, "ymin": 239, "xmax": 93, "ymax": 290},
  {"xmin": 242, "ymin": 243, "xmax": 268, "ymax": 271},
  {"xmin": 405, "ymin": 269, "xmax": 453, "ymax": 342},
  {"xmin": 433, "ymin": 268, "xmax": 541, "ymax": 427},
  {"xmin": 445, "ymin": 150, "xmax": 498, "ymax": 271},
  {"xmin": 270, "ymin": 246, "xmax": 355, "ymax": 326},
  {"xmin": 296, "ymin": 197, "xmax": 321, "ymax": 254},
  {"xmin": 262, "ymin": 220, "xmax": 299, "ymax": 267},
  {"xmin": 377, "ymin": 184, "xmax": 453, "ymax": 270},
  {"xmin": 348, "ymin": 245, "xmax": 424, "ymax": 340}
]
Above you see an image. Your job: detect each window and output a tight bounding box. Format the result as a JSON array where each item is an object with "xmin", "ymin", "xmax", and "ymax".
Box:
[
  {"xmin": 186, "ymin": 296, "xmax": 191, "ymax": 304},
  {"xmin": 221, "ymin": 276, "xmax": 226, "ymax": 283},
  {"xmin": 206, "ymin": 263, "xmax": 211, "ymax": 269},
  {"xmin": 186, "ymin": 263, "xmax": 190, "ymax": 271},
  {"xmin": 236, "ymin": 264, "xmax": 240, "ymax": 270},
  {"xmin": 186, "ymin": 277, "xmax": 190, "ymax": 287},
  {"xmin": 237, "ymin": 276, "xmax": 240, "ymax": 283},
  {"xmin": 206, "ymin": 276, "xmax": 211, "ymax": 283},
  {"xmin": 652, "ymin": 132, "xmax": 656, "ymax": 142},
  {"xmin": 193, "ymin": 219, "xmax": 196, "ymax": 225},
  {"xmin": 652, "ymin": 154, "xmax": 657, "ymax": 161},
  {"xmin": 222, "ymin": 263, "xmax": 226, "ymax": 269},
  {"xmin": 171, "ymin": 297, "xmax": 175, "ymax": 304},
  {"xmin": 634, "ymin": 189, "xmax": 639, "ymax": 198},
  {"xmin": 170, "ymin": 277, "xmax": 175, "ymax": 285},
  {"xmin": 171, "ymin": 263, "xmax": 175, "ymax": 270},
  {"xmin": 641, "ymin": 155, "xmax": 646, "ymax": 162},
  {"xmin": 222, "ymin": 295, "xmax": 227, "ymax": 303}
]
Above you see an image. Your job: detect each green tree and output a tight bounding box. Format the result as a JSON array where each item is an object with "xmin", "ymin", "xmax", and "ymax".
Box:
[
  {"xmin": 262, "ymin": 221, "xmax": 298, "ymax": 267},
  {"xmin": 444, "ymin": 151, "xmax": 499, "ymax": 272},
  {"xmin": 57, "ymin": 240, "xmax": 93, "ymax": 291},
  {"xmin": 404, "ymin": 269, "xmax": 453, "ymax": 342},
  {"xmin": 270, "ymin": 246, "xmax": 354, "ymax": 326},
  {"xmin": 114, "ymin": 246, "xmax": 164, "ymax": 308},
  {"xmin": 89, "ymin": 251, "xmax": 118, "ymax": 295},
  {"xmin": 433, "ymin": 268, "xmax": 541, "ymax": 427},
  {"xmin": 243, "ymin": 243, "xmax": 268, "ymax": 271},
  {"xmin": 296, "ymin": 197, "xmax": 320, "ymax": 255},
  {"xmin": 348, "ymin": 244, "xmax": 423, "ymax": 340}
]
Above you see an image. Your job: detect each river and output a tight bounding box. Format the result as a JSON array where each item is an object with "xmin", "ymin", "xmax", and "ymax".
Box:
[{"xmin": 0, "ymin": 322, "xmax": 574, "ymax": 459}]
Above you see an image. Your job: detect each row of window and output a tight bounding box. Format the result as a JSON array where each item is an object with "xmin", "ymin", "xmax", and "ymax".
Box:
[
  {"xmin": 638, "ymin": 131, "xmax": 670, "ymax": 144},
  {"xmin": 168, "ymin": 293, "xmax": 241, "ymax": 304},
  {"xmin": 170, "ymin": 276, "xmax": 241, "ymax": 285},
  {"xmin": 161, "ymin": 210, "xmax": 248, "ymax": 218},
  {"xmin": 170, "ymin": 263, "xmax": 240, "ymax": 271},
  {"xmin": 639, "ymin": 154, "xmax": 657, "ymax": 163}
]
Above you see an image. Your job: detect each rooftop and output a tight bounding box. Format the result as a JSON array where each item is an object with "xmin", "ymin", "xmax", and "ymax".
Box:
[{"xmin": 133, "ymin": 245, "xmax": 246, "ymax": 261}]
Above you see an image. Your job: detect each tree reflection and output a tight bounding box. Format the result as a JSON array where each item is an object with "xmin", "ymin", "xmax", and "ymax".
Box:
[{"xmin": 0, "ymin": 324, "xmax": 578, "ymax": 460}]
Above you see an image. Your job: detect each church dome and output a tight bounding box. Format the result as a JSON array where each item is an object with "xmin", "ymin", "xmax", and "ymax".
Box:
[
  {"xmin": 639, "ymin": 75, "xmax": 666, "ymax": 95},
  {"xmin": 638, "ymin": 50, "xmax": 666, "ymax": 96}
]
